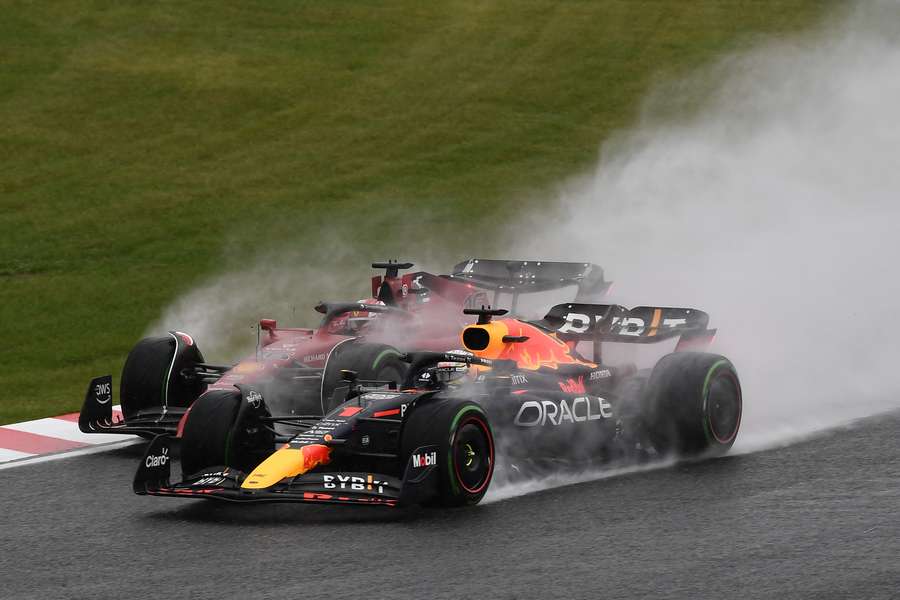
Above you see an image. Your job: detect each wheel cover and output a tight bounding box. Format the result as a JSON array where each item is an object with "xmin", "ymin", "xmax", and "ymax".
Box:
[{"xmin": 452, "ymin": 417, "xmax": 493, "ymax": 494}]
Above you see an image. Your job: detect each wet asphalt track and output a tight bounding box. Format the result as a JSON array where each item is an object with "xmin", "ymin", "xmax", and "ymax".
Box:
[{"xmin": 1, "ymin": 412, "xmax": 899, "ymax": 600}]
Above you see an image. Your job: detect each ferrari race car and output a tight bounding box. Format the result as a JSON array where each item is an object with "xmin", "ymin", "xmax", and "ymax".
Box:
[
  {"xmin": 131, "ymin": 304, "xmax": 742, "ymax": 508},
  {"xmin": 79, "ymin": 259, "xmax": 611, "ymax": 438}
]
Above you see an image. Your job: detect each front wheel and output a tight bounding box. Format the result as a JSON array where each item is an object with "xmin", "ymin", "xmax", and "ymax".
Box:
[
  {"xmin": 644, "ymin": 352, "xmax": 742, "ymax": 457},
  {"xmin": 402, "ymin": 399, "xmax": 494, "ymax": 507},
  {"xmin": 180, "ymin": 389, "xmax": 274, "ymax": 477}
]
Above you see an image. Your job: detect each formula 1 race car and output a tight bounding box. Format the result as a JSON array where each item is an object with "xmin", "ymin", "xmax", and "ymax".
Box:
[
  {"xmin": 132, "ymin": 303, "xmax": 742, "ymax": 508},
  {"xmin": 79, "ymin": 259, "xmax": 611, "ymax": 439}
]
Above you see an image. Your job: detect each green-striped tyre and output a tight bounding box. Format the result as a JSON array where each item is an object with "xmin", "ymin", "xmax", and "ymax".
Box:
[
  {"xmin": 320, "ymin": 341, "xmax": 407, "ymax": 413},
  {"xmin": 645, "ymin": 352, "xmax": 742, "ymax": 457},
  {"xmin": 402, "ymin": 399, "xmax": 494, "ymax": 507}
]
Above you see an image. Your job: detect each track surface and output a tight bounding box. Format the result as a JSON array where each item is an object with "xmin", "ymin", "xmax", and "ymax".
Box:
[{"xmin": 2, "ymin": 412, "xmax": 899, "ymax": 600}]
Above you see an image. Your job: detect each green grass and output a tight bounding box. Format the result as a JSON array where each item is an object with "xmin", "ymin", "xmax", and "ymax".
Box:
[{"xmin": 0, "ymin": 0, "xmax": 833, "ymax": 423}]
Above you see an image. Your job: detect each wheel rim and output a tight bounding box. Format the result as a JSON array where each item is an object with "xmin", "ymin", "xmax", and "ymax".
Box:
[
  {"xmin": 707, "ymin": 371, "xmax": 741, "ymax": 444},
  {"xmin": 453, "ymin": 417, "xmax": 493, "ymax": 494}
]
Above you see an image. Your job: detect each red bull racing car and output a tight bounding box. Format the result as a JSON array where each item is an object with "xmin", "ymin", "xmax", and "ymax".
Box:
[{"xmin": 126, "ymin": 304, "xmax": 741, "ymax": 508}]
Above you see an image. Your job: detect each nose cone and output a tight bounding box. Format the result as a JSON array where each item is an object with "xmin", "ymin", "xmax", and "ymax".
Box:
[{"xmin": 241, "ymin": 444, "xmax": 331, "ymax": 489}]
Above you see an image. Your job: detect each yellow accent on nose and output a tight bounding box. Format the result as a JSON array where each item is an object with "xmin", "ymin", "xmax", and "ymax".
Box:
[
  {"xmin": 240, "ymin": 443, "xmax": 332, "ymax": 490},
  {"xmin": 241, "ymin": 448, "xmax": 306, "ymax": 489}
]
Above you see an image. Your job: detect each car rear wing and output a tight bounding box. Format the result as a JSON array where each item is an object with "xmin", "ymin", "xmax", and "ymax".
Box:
[
  {"xmin": 534, "ymin": 303, "xmax": 716, "ymax": 350},
  {"xmin": 445, "ymin": 259, "xmax": 611, "ymax": 301}
]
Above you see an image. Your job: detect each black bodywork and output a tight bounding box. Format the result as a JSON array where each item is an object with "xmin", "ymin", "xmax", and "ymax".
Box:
[{"xmin": 134, "ymin": 347, "xmax": 671, "ymax": 507}]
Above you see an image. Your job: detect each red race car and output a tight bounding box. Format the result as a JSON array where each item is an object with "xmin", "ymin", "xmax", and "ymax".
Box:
[{"xmin": 79, "ymin": 259, "xmax": 611, "ymax": 440}]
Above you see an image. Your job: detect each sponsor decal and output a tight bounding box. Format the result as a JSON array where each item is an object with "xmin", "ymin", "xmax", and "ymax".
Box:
[
  {"xmin": 94, "ymin": 381, "xmax": 112, "ymax": 405},
  {"xmin": 590, "ymin": 369, "xmax": 612, "ymax": 381},
  {"xmin": 558, "ymin": 312, "xmax": 689, "ymax": 337},
  {"xmin": 246, "ymin": 390, "xmax": 263, "ymax": 408},
  {"xmin": 514, "ymin": 396, "xmax": 613, "ymax": 427},
  {"xmin": 511, "ymin": 374, "xmax": 528, "ymax": 385},
  {"xmin": 192, "ymin": 475, "xmax": 226, "ymax": 487},
  {"xmin": 447, "ymin": 349, "xmax": 474, "ymax": 358},
  {"xmin": 557, "ymin": 312, "xmax": 596, "ymax": 334},
  {"xmin": 412, "ymin": 451, "xmax": 437, "ymax": 469},
  {"xmin": 363, "ymin": 393, "xmax": 400, "ymax": 401},
  {"xmin": 303, "ymin": 353, "xmax": 327, "ymax": 363},
  {"xmin": 558, "ymin": 376, "xmax": 585, "ymax": 394},
  {"xmin": 361, "ymin": 435, "xmax": 370, "ymax": 447},
  {"xmin": 291, "ymin": 417, "xmax": 344, "ymax": 445},
  {"xmin": 323, "ymin": 474, "xmax": 387, "ymax": 495},
  {"xmin": 145, "ymin": 447, "xmax": 169, "ymax": 468}
]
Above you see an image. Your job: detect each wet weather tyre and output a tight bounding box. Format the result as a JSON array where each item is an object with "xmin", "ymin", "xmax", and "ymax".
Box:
[
  {"xmin": 120, "ymin": 334, "xmax": 206, "ymax": 421},
  {"xmin": 321, "ymin": 341, "xmax": 408, "ymax": 413},
  {"xmin": 402, "ymin": 399, "xmax": 494, "ymax": 507},
  {"xmin": 645, "ymin": 352, "xmax": 742, "ymax": 457},
  {"xmin": 180, "ymin": 390, "xmax": 274, "ymax": 477}
]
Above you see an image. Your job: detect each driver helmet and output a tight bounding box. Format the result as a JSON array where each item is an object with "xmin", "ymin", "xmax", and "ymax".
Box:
[
  {"xmin": 327, "ymin": 298, "xmax": 385, "ymax": 335},
  {"xmin": 434, "ymin": 349, "xmax": 476, "ymax": 384}
]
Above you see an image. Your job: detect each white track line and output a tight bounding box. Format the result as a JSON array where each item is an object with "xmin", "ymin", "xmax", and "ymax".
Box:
[
  {"xmin": 0, "ymin": 439, "xmax": 142, "ymax": 471},
  {"xmin": 3, "ymin": 418, "xmax": 128, "ymax": 445},
  {"xmin": 0, "ymin": 448, "xmax": 35, "ymax": 462}
]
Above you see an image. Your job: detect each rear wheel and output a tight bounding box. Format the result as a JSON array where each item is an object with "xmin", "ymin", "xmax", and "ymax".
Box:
[
  {"xmin": 402, "ymin": 399, "xmax": 494, "ymax": 507},
  {"xmin": 180, "ymin": 390, "xmax": 274, "ymax": 477},
  {"xmin": 320, "ymin": 341, "xmax": 407, "ymax": 413},
  {"xmin": 644, "ymin": 352, "xmax": 742, "ymax": 457},
  {"xmin": 120, "ymin": 333, "xmax": 206, "ymax": 421}
]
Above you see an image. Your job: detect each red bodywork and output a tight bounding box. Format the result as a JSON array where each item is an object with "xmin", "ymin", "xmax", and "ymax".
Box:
[{"xmin": 204, "ymin": 270, "xmax": 486, "ymax": 394}]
